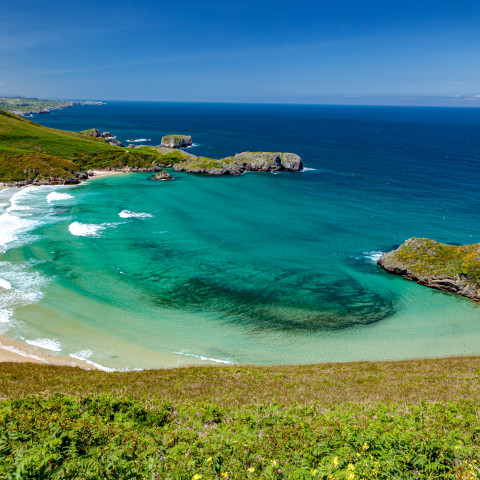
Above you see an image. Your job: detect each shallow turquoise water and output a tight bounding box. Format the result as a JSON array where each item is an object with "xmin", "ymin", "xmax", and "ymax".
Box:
[{"xmin": 2, "ymin": 103, "xmax": 480, "ymax": 369}]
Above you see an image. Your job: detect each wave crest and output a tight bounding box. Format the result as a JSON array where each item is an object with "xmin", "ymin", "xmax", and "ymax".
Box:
[
  {"xmin": 47, "ymin": 191, "xmax": 73, "ymax": 203},
  {"xmin": 119, "ymin": 210, "xmax": 153, "ymax": 219}
]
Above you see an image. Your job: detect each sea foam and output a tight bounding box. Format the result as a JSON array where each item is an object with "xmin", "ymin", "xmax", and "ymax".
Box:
[
  {"xmin": 363, "ymin": 251, "xmax": 383, "ymax": 263},
  {"xmin": 173, "ymin": 350, "xmax": 233, "ymax": 365},
  {"xmin": 69, "ymin": 222, "xmax": 108, "ymax": 237},
  {"xmin": 0, "ymin": 213, "xmax": 37, "ymax": 252},
  {"xmin": 301, "ymin": 167, "xmax": 317, "ymax": 172},
  {"xmin": 0, "ymin": 261, "xmax": 49, "ymax": 324},
  {"xmin": 69, "ymin": 350, "xmax": 115, "ymax": 372},
  {"xmin": 0, "ymin": 342, "xmax": 47, "ymax": 362},
  {"xmin": 25, "ymin": 338, "xmax": 62, "ymax": 352},
  {"xmin": 47, "ymin": 191, "xmax": 73, "ymax": 203},
  {"xmin": 119, "ymin": 210, "xmax": 153, "ymax": 219},
  {"xmin": 0, "ymin": 278, "xmax": 12, "ymax": 290}
]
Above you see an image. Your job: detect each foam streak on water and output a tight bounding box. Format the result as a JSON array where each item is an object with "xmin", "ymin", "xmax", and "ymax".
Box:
[
  {"xmin": 25, "ymin": 338, "xmax": 62, "ymax": 352},
  {"xmin": 118, "ymin": 210, "xmax": 153, "ymax": 218},
  {"xmin": 173, "ymin": 351, "xmax": 233, "ymax": 364}
]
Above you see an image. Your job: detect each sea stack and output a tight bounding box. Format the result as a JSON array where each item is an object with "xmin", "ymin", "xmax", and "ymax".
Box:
[
  {"xmin": 152, "ymin": 170, "xmax": 173, "ymax": 180},
  {"xmin": 160, "ymin": 134, "xmax": 192, "ymax": 148},
  {"xmin": 377, "ymin": 237, "xmax": 480, "ymax": 301}
]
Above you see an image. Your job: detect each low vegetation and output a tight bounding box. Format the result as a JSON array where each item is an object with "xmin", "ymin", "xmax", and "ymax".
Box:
[
  {"xmin": 133, "ymin": 146, "xmax": 193, "ymax": 165},
  {"xmin": 1, "ymin": 358, "xmax": 480, "ymax": 478},
  {"xmin": 0, "ymin": 152, "xmax": 79, "ymax": 183},
  {"xmin": 390, "ymin": 238, "xmax": 480, "ymax": 283}
]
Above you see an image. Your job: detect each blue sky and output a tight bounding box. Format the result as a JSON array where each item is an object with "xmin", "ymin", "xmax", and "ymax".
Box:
[{"xmin": 1, "ymin": 0, "xmax": 480, "ymax": 105}]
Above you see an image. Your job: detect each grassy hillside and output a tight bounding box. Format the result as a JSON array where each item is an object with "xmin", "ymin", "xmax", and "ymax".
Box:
[
  {"xmin": 1, "ymin": 358, "xmax": 480, "ymax": 478},
  {"xmin": 0, "ymin": 110, "xmax": 161, "ymax": 182},
  {"xmin": 0, "ymin": 109, "xmax": 118, "ymax": 157}
]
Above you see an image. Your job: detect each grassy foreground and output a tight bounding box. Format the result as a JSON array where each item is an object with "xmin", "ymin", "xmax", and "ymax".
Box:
[{"xmin": 1, "ymin": 358, "xmax": 480, "ymax": 479}]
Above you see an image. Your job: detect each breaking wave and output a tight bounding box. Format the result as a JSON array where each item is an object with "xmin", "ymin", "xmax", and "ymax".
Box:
[{"xmin": 119, "ymin": 210, "xmax": 153, "ymax": 219}]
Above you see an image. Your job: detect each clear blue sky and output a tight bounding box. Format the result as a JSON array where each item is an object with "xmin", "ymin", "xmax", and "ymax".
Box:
[{"xmin": 2, "ymin": 0, "xmax": 480, "ymax": 105}]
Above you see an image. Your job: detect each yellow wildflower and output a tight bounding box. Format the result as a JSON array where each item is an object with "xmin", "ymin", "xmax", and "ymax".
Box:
[
  {"xmin": 247, "ymin": 467, "xmax": 255, "ymax": 473},
  {"xmin": 221, "ymin": 473, "xmax": 229, "ymax": 478},
  {"xmin": 272, "ymin": 459, "xmax": 277, "ymax": 466},
  {"xmin": 192, "ymin": 475, "xmax": 202, "ymax": 480},
  {"xmin": 362, "ymin": 443, "xmax": 369, "ymax": 451},
  {"xmin": 332, "ymin": 456, "xmax": 339, "ymax": 468},
  {"xmin": 347, "ymin": 464, "xmax": 355, "ymax": 471},
  {"xmin": 206, "ymin": 457, "xmax": 212, "ymax": 463},
  {"xmin": 310, "ymin": 469, "xmax": 318, "ymax": 476}
]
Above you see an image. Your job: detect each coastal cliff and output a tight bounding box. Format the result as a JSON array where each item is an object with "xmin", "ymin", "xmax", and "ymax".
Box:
[{"xmin": 377, "ymin": 237, "xmax": 480, "ymax": 301}]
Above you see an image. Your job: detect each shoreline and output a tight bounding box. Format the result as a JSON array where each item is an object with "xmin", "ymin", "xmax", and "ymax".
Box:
[
  {"xmin": 0, "ymin": 170, "xmax": 126, "ymax": 192},
  {"xmin": 0, "ymin": 334, "xmax": 95, "ymax": 368}
]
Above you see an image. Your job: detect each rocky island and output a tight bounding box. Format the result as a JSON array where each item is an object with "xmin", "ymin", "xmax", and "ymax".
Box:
[
  {"xmin": 160, "ymin": 134, "xmax": 192, "ymax": 148},
  {"xmin": 377, "ymin": 237, "xmax": 480, "ymax": 301}
]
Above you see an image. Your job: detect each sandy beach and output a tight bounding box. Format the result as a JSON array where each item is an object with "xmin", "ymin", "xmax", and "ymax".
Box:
[{"xmin": 0, "ymin": 334, "xmax": 94, "ymax": 368}]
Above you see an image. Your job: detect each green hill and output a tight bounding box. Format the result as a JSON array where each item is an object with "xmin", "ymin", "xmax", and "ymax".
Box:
[{"xmin": 0, "ymin": 109, "xmax": 160, "ymax": 183}]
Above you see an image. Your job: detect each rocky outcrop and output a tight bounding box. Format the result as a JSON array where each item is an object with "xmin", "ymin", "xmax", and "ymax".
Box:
[
  {"xmin": 152, "ymin": 170, "xmax": 173, "ymax": 181},
  {"xmin": 173, "ymin": 151, "xmax": 303, "ymax": 175},
  {"xmin": 377, "ymin": 237, "xmax": 480, "ymax": 301},
  {"xmin": 161, "ymin": 134, "xmax": 192, "ymax": 148},
  {"xmin": 234, "ymin": 152, "xmax": 303, "ymax": 172},
  {"xmin": 106, "ymin": 138, "xmax": 124, "ymax": 147}
]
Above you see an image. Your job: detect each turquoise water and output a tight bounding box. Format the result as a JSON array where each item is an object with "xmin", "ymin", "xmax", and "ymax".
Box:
[{"xmin": 2, "ymin": 103, "xmax": 480, "ymax": 369}]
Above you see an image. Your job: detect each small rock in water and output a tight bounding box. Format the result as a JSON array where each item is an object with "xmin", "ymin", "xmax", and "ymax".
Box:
[{"xmin": 152, "ymin": 170, "xmax": 173, "ymax": 181}]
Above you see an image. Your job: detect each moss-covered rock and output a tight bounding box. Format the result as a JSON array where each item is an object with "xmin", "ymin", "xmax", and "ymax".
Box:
[{"xmin": 377, "ymin": 237, "xmax": 480, "ymax": 301}]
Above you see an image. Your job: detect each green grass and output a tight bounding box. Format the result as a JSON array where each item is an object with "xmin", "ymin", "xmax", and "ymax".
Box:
[
  {"xmin": 133, "ymin": 147, "xmax": 193, "ymax": 164},
  {"xmin": 0, "ymin": 152, "xmax": 79, "ymax": 183},
  {"xmin": 0, "ymin": 109, "xmax": 117, "ymax": 157},
  {"xmin": 2, "ymin": 357, "xmax": 480, "ymax": 405},
  {"xmin": 176, "ymin": 156, "xmax": 237, "ymax": 170},
  {"xmin": 1, "ymin": 358, "xmax": 480, "ymax": 478}
]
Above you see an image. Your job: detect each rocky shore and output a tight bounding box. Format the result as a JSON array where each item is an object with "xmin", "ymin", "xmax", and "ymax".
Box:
[{"xmin": 377, "ymin": 237, "xmax": 480, "ymax": 301}]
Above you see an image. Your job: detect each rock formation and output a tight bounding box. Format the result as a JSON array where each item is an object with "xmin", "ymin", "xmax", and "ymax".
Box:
[
  {"xmin": 173, "ymin": 151, "xmax": 303, "ymax": 175},
  {"xmin": 160, "ymin": 134, "xmax": 192, "ymax": 148},
  {"xmin": 377, "ymin": 237, "xmax": 480, "ymax": 301},
  {"xmin": 106, "ymin": 138, "xmax": 124, "ymax": 147},
  {"xmin": 152, "ymin": 170, "xmax": 173, "ymax": 181}
]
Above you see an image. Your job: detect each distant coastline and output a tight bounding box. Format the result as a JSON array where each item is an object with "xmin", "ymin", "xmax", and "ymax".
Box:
[{"xmin": 0, "ymin": 96, "xmax": 106, "ymax": 118}]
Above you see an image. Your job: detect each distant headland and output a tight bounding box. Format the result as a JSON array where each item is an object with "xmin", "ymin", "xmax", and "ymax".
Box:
[{"xmin": 0, "ymin": 96, "xmax": 106, "ymax": 118}]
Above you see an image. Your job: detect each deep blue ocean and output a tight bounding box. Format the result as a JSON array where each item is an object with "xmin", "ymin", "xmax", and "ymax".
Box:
[{"xmin": 1, "ymin": 102, "xmax": 480, "ymax": 370}]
